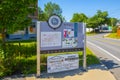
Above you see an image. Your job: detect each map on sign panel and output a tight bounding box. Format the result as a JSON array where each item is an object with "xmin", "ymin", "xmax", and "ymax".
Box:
[{"xmin": 41, "ymin": 32, "xmax": 61, "ymax": 47}]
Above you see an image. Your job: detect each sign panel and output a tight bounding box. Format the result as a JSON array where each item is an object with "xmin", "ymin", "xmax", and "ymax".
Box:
[
  {"xmin": 41, "ymin": 32, "xmax": 61, "ymax": 47},
  {"xmin": 47, "ymin": 54, "xmax": 79, "ymax": 73},
  {"xmin": 39, "ymin": 22, "xmax": 84, "ymax": 53},
  {"xmin": 36, "ymin": 20, "xmax": 86, "ymax": 76}
]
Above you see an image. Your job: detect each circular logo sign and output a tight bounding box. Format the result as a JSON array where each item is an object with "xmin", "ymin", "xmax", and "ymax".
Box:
[{"xmin": 48, "ymin": 15, "xmax": 62, "ymax": 29}]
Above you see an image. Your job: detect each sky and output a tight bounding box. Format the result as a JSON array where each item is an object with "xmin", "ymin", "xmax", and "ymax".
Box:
[{"xmin": 38, "ymin": 0, "xmax": 120, "ymax": 21}]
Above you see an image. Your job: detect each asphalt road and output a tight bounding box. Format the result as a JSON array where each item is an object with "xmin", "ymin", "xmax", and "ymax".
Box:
[{"xmin": 87, "ymin": 33, "xmax": 120, "ymax": 80}]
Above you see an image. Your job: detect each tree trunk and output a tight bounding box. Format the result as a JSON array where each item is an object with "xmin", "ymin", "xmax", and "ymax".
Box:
[{"xmin": 1, "ymin": 28, "xmax": 6, "ymax": 58}]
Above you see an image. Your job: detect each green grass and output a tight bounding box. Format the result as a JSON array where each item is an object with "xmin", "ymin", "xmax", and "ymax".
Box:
[
  {"xmin": 6, "ymin": 39, "xmax": 36, "ymax": 43},
  {"xmin": 6, "ymin": 41, "xmax": 100, "ymax": 66},
  {"xmin": 106, "ymin": 33, "xmax": 120, "ymax": 39},
  {"xmin": 86, "ymin": 32, "xmax": 97, "ymax": 36},
  {"xmin": 6, "ymin": 40, "xmax": 36, "ymax": 46},
  {"xmin": 0, "ymin": 41, "xmax": 100, "ymax": 77},
  {"xmin": 86, "ymin": 48, "xmax": 100, "ymax": 65},
  {"xmin": 42, "ymin": 47, "xmax": 100, "ymax": 66},
  {"xmin": 14, "ymin": 47, "xmax": 100, "ymax": 74},
  {"xmin": 11, "ymin": 42, "xmax": 36, "ymax": 46}
]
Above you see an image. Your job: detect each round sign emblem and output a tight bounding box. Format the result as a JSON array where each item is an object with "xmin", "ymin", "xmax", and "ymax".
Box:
[{"xmin": 48, "ymin": 15, "xmax": 62, "ymax": 29}]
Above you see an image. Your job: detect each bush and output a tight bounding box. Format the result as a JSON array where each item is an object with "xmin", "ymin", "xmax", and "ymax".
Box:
[
  {"xmin": 0, "ymin": 41, "xmax": 100, "ymax": 78},
  {"xmin": 112, "ymin": 26, "xmax": 117, "ymax": 33},
  {"xmin": 0, "ymin": 43, "xmax": 37, "ymax": 77},
  {"xmin": 0, "ymin": 44, "xmax": 5, "ymax": 77}
]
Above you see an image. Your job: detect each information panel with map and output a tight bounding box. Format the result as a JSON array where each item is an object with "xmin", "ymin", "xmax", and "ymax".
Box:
[{"xmin": 38, "ymin": 22, "xmax": 84, "ymax": 53}]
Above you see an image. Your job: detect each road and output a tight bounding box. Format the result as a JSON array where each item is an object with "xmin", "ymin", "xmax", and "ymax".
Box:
[{"xmin": 87, "ymin": 33, "xmax": 120, "ymax": 80}]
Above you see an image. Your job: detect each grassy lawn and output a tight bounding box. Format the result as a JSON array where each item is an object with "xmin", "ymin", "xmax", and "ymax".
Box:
[
  {"xmin": 7, "ymin": 40, "xmax": 100, "ymax": 66},
  {"xmin": 15, "ymin": 47, "xmax": 100, "ymax": 74},
  {"xmin": 40, "ymin": 47, "xmax": 100, "ymax": 66},
  {"xmin": 0, "ymin": 40, "xmax": 100, "ymax": 77},
  {"xmin": 86, "ymin": 32, "xmax": 97, "ymax": 36},
  {"xmin": 106, "ymin": 33, "xmax": 120, "ymax": 39}
]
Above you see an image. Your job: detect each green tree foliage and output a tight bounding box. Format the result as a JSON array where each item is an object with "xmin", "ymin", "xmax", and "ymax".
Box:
[
  {"xmin": 70, "ymin": 10, "xmax": 110, "ymax": 30},
  {"xmin": 87, "ymin": 10, "xmax": 108, "ymax": 29},
  {"xmin": 43, "ymin": 2, "xmax": 65, "ymax": 21},
  {"xmin": 96, "ymin": 10, "xmax": 108, "ymax": 25},
  {"xmin": 87, "ymin": 15, "xmax": 99, "ymax": 29},
  {"xmin": 38, "ymin": 7, "xmax": 48, "ymax": 21},
  {"xmin": 107, "ymin": 18, "xmax": 118, "ymax": 27},
  {"xmin": 0, "ymin": 0, "xmax": 37, "ymax": 33},
  {"xmin": 44, "ymin": 2, "xmax": 62, "ymax": 17},
  {"xmin": 0, "ymin": 0, "xmax": 37, "ymax": 58},
  {"xmin": 112, "ymin": 26, "xmax": 117, "ymax": 33},
  {"xmin": 70, "ymin": 13, "xmax": 88, "ymax": 22}
]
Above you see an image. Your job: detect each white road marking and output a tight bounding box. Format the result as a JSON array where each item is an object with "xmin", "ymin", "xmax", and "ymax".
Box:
[{"xmin": 87, "ymin": 41, "xmax": 120, "ymax": 62}]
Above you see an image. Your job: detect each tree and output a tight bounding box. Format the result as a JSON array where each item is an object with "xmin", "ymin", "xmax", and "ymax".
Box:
[
  {"xmin": 106, "ymin": 17, "xmax": 118, "ymax": 33},
  {"xmin": 107, "ymin": 18, "xmax": 118, "ymax": 27},
  {"xmin": 87, "ymin": 10, "xmax": 109, "ymax": 30},
  {"xmin": 96, "ymin": 10, "xmax": 108, "ymax": 25},
  {"xmin": 0, "ymin": 0, "xmax": 37, "ymax": 33},
  {"xmin": 38, "ymin": 7, "xmax": 48, "ymax": 21},
  {"xmin": 0, "ymin": 0, "xmax": 37, "ymax": 56},
  {"xmin": 70, "ymin": 13, "xmax": 88, "ymax": 22},
  {"xmin": 87, "ymin": 15, "xmax": 99, "ymax": 30},
  {"xmin": 44, "ymin": 2, "xmax": 65, "ymax": 21}
]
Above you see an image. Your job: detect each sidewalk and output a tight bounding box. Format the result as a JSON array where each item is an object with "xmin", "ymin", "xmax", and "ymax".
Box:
[
  {"xmin": 3, "ymin": 64, "xmax": 116, "ymax": 80},
  {"xmin": 26, "ymin": 69, "xmax": 116, "ymax": 80}
]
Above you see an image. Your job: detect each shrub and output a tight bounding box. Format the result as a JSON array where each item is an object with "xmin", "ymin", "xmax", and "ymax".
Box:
[
  {"xmin": 0, "ymin": 43, "xmax": 37, "ymax": 77},
  {"xmin": 112, "ymin": 26, "xmax": 117, "ymax": 33},
  {"xmin": 0, "ymin": 41, "xmax": 100, "ymax": 78}
]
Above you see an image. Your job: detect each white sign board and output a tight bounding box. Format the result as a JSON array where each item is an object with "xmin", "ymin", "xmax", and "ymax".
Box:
[
  {"xmin": 47, "ymin": 54, "xmax": 79, "ymax": 73},
  {"xmin": 41, "ymin": 32, "xmax": 61, "ymax": 47}
]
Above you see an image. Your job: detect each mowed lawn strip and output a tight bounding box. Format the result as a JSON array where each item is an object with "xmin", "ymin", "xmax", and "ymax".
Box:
[
  {"xmin": 0, "ymin": 40, "xmax": 100, "ymax": 76},
  {"xmin": 106, "ymin": 33, "xmax": 120, "ymax": 39},
  {"xmin": 14, "ymin": 41, "xmax": 100, "ymax": 71}
]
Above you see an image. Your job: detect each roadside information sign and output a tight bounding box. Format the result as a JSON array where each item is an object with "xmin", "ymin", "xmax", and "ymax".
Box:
[
  {"xmin": 47, "ymin": 54, "xmax": 79, "ymax": 73},
  {"xmin": 36, "ymin": 15, "xmax": 86, "ymax": 76}
]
